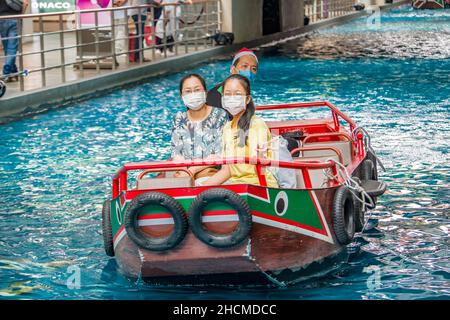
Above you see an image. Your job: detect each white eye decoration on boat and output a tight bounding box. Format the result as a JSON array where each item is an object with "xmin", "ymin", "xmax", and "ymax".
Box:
[
  {"xmin": 116, "ymin": 203, "xmax": 122, "ymax": 225},
  {"xmin": 274, "ymin": 191, "xmax": 288, "ymax": 216}
]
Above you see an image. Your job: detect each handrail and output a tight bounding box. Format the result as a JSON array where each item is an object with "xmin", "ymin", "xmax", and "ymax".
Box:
[
  {"xmin": 290, "ymin": 146, "xmax": 344, "ymax": 165},
  {"xmin": 113, "ymin": 157, "xmax": 336, "ymax": 179},
  {"xmin": 111, "ymin": 157, "xmax": 337, "ymax": 198},
  {"xmin": 0, "ymin": 1, "xmax": 217, "ymax": 19},
  {"xmin": 256, "ymin": 101, "xmax": 363, "ymax": 157},
  {"xmin": 1, "ymin": 0, "xmax": 221, "ymax": 93},
  {"xmin": 303, "ymin": 131, "xmax": 354, "ymax": 144},
  {"xmin": 256, "ymin": 101, "xmax": 357, "ymax": 132},
  {"xmin": 302, "ymin": 132, "xmax": 356, "ymax": 160},
  {"xmin": 137, "ymin": 168, "xmax": 194, "ymax": 180},
  {"xmin": 111, "ymin": 101, "xmax": 363, "ymax": 197}
]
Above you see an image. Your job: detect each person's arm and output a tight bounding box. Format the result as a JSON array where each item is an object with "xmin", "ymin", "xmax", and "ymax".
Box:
[
  {"xmin": 171, "ymin": 113, "xmax": 203, "ymax": 178},
  {"xmin": 186, "ymin": 165, "xmax": 208, "ymax": 175},
  {"xmin": 198, "ymin": 122, "xmax": 231, "ymax": 185},
  {"xmin": 113, "ymin": 0, "xmax": 128, "ymax": 7},
  {"xmin": 200, "ymin": 165, "xmax": 230, "ymax": 186},
  {"xmin": 249, "ymin": 119, "xmax": 272, "ymax": 159},
  {"xmin": 162, "ymin": 6, "xmax": 170, "ymax": 28},
  {"xmin": 171, "ymin": 113, "xmax": 186, "ymax": 160},
  {"xmin": 22, "ymin": 0, "xmax": 29, "ymax": 14},
  {"xmin": 172, "ymin": 155, "xmax": 190, "ymax": 178}
]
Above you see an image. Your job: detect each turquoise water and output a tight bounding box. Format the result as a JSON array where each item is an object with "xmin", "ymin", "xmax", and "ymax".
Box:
[{"xmin": 0, "ymin": 6, "xmax": 449, "ymax": 299}]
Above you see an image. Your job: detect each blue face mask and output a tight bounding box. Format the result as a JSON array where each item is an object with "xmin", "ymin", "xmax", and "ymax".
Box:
[{"xmin": 238, "ymin": 69, "xmax": 257, "ymax": 83}]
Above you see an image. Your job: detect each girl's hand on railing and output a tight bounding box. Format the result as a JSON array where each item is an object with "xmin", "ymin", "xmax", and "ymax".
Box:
[{"xmin": 174, "ymin": 170, "xmax": 191, "ymax": 178}]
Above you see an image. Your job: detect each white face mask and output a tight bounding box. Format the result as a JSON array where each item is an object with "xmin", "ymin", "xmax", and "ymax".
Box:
[
  {"xmin": 182, "ymin": 92, "xmax": 206, "ymax": 111},
  {"xmin": 222, "ymin": 95, "xmax": 247, "ymax": 116}
]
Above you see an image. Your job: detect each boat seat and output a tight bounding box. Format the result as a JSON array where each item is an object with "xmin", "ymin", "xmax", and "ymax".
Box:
[
  {"xmin": 136, "ymin": 176, "xmax": 193, "ymax": 190},
  {"xmin": 303, "ymin": 140, "xmax": 352, "ymax": 166},
  {"xmin": 293, "ymin": 155, "xmax": 339, "ymax": 189}
]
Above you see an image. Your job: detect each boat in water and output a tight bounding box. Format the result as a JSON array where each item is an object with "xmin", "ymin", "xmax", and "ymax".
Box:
[
  {"xmin": 101, "ymin": 101, "xmax": 387, "ymax": 286},
  {"xmin": 412, "ymin": 0, "xmax": 450, "ymax": 9}
]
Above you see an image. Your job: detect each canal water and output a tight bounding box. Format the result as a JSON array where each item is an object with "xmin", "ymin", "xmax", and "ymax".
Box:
[{"xmin": 0, "ymin": 5, "xmax": 449, "ymax": 299}]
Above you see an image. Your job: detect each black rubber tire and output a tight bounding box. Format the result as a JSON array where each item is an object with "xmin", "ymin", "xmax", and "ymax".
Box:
[
  {"xmin": 0, "ymin": 80, "xmax": 6, "ymax": 98},
  {"xmin": 332, "ymin": 185, "xmax": 356, "ymax": 245},
  {"xmin": 361, "ymin": 159, "xmax": 378, "ymax": 209},
  {"xmin": 354, "ymin": 200, "xmax": 365, "ymax": 232},
  {"xmin": 188, "ymin": 188, "xmax": 252, "ymax": 248},
  {"xmin": 366, "ymin": 150, "xmax": 379, "ymax": 175},
  {"xmin": 102, "ymin": 200, "xmax": 115, "ymax": 257},
  {"xmin": 124, "ymin": 192, "xmax": 188, "ymax": 251},
  {"xmin": 352, "ymin": 177, "xmax": 365, "ymax": 232},
  {"xmin": 361, "ymin": 159, "xmax": 378, "ymax": 181}
]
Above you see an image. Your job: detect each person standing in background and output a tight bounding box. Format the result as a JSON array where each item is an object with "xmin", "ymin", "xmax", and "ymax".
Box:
[
  {"xmin": 154, "ymin": 0, "xmax": 192, "ymax": 55},
  {"xmin": 0, "ymin": 0, "xmax": 29, "ymax": 82},
  {"xmin": 154, "ymin": 0, "xmax": 177, "ymax": 54},
  {"xmin": 129, "ymin": 0, "xmax": 150, "ymax": 62},
  {"xmin": 112, "ymin": 0, "xmax": 128, "ymax": 65},
  {"xmin": 149, "ymin": 0, "xmax": 163, "ymax": 28}
]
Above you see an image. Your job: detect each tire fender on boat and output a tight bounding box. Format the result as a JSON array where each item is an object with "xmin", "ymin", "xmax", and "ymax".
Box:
[
  {"xmin": 188, "ymin": 188, "xmax": 252, "ymax": 248},
  {"xmin": 332, "ymin": 185, "xmax": 356, "ymax": 245},
  {"xmin": 102, "ymin": 200, "xmax": 115, "ymax": 257},
  {"xmin": 352, "ymin": 177, "xmax": 365, "ymax": 232},
  {"xmin": 360, "ymin": 159, "xmax": 378, "ymax": 209},
  {"xmin": 0, "ymin": 80, "xmax": 6, "ymax": 98},
  {"xmin": 124, "ymin": 192, "xmax": 188, "ymax": 251},
  {"xmin": 361, "ymin": 158, "xmax": 378, "ymax": 181}
]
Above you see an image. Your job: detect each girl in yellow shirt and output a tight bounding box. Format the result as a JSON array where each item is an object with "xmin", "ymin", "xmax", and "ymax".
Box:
[{"xmin": 201, "ymin": 74, "xmax": 278, "ymax": 188}]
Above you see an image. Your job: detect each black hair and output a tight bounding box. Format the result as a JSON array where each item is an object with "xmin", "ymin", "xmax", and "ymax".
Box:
[
  {"xmin": 179, "ymin": 73, "xmax": 207, "ymax": 94},
  {"xmin": 222, "ymin": 74, "xmax": 255, "ymax": 147}
]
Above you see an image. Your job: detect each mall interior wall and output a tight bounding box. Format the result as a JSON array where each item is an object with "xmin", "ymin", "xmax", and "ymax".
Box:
[{"xmin": 221, "ymin": 0, "xmax": 305, "ymax": 43}]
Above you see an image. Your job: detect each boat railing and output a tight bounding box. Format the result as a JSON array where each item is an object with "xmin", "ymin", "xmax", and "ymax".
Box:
[
  {"xmin": 256, "ymin": 101, "xmax": 365, "ymax": 158},
  {"xmin": 290, "ymin": 146, "xmax": 344, "ymax": 165},
  {"xmin": 111, "ymin": 157, "xmax": 340, "ymax": 198},
  {"xmin": 257, "ymin": 101, "xmax": 357, "ymax": 132}
]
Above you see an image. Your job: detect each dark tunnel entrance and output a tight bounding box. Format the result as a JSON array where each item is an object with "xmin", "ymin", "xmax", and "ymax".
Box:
[{"xmin": 263, "ymin": 0, "xmax": 281, "ymax": 35}]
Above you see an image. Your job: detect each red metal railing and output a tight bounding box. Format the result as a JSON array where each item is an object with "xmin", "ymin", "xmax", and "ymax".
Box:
[
  {"xmin": 256, "ymin": 101, "xmax": 365, "ymax": 157},
  {"xmin": 111, "ymin": 157, "xmax": 338, "ymax": 198},
  {"xmin": 111, "ymin": 101, "xmax": 364, "ymax": 198},
  {"xmin": 256, "ymin": 101, "xmax": 357, "ymax": 132}
]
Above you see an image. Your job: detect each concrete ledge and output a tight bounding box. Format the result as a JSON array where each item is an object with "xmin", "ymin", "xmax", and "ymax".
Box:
[
  {"xmin": 0, "ymin": 0, "xmax": 409, "ymax": 124},
  {"xmin": 379, "ymin": 0, "xmax": 410, "ymax": 11}
]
